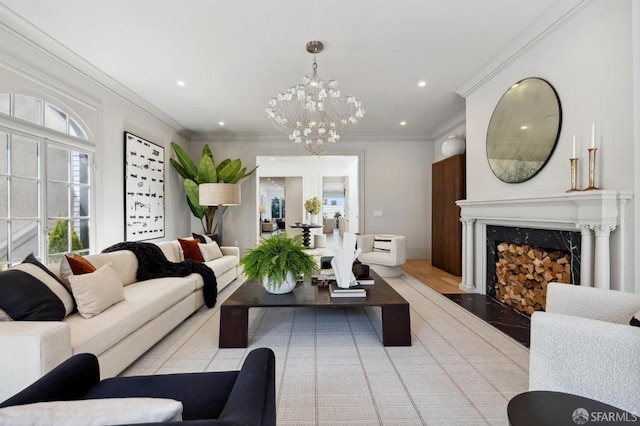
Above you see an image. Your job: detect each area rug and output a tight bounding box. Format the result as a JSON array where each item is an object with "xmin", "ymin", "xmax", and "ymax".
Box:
[{"xmin": 122, "ymin": 272, "xmax": 529, "ymax": 425}]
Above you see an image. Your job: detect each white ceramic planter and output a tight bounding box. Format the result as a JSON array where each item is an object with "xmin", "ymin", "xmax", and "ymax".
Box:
[{"xmin": 262, "ymin": 271, "xmax": 297, "ymax": 294}]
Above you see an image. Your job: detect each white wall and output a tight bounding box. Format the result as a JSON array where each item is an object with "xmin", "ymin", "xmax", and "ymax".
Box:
[
  {"xmin": 460, "ymin": 0, "xmax": 637, "ymax": 291},
  {"xmin": 0, "ymin": 17, "xmax": 193, "ymax": 251},
  {"xmin": 633, "ymin": 0, "xmax": 640, "ymax": 294},
  {"xmin": 190, "ymin": 136, "xmax": 433, "ymax": 259}
]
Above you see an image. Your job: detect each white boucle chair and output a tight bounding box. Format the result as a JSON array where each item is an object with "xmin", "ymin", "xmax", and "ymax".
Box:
[
  {"xmin": 356, "ymin": 234, "xmax": 407, "ymax": 278},
  {"xmin": 529, "ymin": 282, "xmax": 640, "ymax": 415}
]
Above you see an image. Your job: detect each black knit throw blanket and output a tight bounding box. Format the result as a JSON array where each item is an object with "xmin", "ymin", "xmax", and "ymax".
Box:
[{"xmin": 102, "ymin": 241, "xmax": 217, "ymax": 308}]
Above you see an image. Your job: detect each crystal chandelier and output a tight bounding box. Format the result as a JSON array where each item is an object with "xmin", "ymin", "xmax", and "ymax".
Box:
[{"xmin": 266, "ymin": 41, "xmax": 365, "ymax": 156}]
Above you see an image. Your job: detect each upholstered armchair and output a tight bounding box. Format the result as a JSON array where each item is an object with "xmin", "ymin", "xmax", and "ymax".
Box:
[
  {"xmin": 529, "ymin": 283, "xmax": 640, "ymax": 415},
  {"xmin": 0, "ymin": 348, "xmax": 276, "ymax": 425},
  {"xmin": 356, "ymin": 234, "xmax": 407, "ymax": 278}
]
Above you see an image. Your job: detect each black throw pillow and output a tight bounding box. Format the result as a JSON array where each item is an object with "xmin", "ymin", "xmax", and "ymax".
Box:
[
  {"xmin": 192, "ymin": 232, "xmax": 207, "ymax": 243},
  {"xmin": 192, "ymin": 232, "xmax": 221, "ymax": 245},
  {"xmin": 631, "ymin": 311, "xmax": 640, "ymax": 327},
  {"xmin": 0, "ymin": 254, "xmax": 71, "ymax": 321}
]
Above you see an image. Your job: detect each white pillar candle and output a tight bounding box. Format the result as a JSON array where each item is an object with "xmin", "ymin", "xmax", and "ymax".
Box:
[
  {"xmin": 572, "ymin": 135, "xmax": 576, "ymax": 158},
  {"xmin": 591, "ymin": 122, "xmax": 596, "ymax": 148}
]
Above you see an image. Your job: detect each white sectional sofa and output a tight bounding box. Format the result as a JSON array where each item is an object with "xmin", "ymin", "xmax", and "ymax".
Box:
[{"xmin": 0, "ymin": 239, "xmax": 239, "ymax": 402}]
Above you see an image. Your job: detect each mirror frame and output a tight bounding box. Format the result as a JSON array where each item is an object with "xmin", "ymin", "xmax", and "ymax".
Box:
[{"xmin": 486, "ymin": 77, "xmax": 562, "ymax": 184}]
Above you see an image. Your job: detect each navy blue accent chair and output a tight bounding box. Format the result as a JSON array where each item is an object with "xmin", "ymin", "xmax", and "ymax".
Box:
[{"xmin": 0, "ymin": 348, "xmax": 276, "ymax": 426}]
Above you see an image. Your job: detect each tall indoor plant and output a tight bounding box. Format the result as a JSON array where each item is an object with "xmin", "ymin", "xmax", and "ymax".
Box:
[
  {"xmin": 240, "ymin": 233, "xmax": 318, "ymax": 294},
  {"xmin": 170, "ymin": 143, "xmax": 257, "ymax": 235}
]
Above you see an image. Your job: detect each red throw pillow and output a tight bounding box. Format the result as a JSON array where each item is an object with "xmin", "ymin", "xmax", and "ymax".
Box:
[
  {"xmin": 178, "ymin": 238, "xmax": 204, "ymax": 262},
  {"xmin": 65, "ymin": 254, "xmax": 96, "ymax": 275}
]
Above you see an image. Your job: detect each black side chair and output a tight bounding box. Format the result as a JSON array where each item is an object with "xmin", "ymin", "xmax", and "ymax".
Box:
[{"xmin": 0, "ymin": 347, "xmax": 276, "ymax": 426}]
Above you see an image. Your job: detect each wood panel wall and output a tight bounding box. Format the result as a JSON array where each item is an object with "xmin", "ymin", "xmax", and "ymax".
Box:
[{"xmin": 431, "ymin": 154, "xmax": 465, "ymax": 275}]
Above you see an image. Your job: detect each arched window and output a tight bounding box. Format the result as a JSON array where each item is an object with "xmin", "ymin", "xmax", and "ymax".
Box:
[{"xmin": 0, "ymin": 93, "xmax": 93, "ymax": 269}]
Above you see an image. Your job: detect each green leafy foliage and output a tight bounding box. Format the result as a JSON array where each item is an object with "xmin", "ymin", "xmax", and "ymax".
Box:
[
  {"xmin": 170, "ymin": 142, "xmax": 258, "ymax": 234},
  {"xmin": 240, "ymin": 233, "xmax": 318, "ymax": 290},
  {"xmin": 48, "ymin": 219, "xmax": 83, "ymax": 254}
]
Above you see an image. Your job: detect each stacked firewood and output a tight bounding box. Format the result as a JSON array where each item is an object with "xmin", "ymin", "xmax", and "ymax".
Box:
[{"xmin": 495, "ymin": 242, "xmax": 571, "ymax": 315}]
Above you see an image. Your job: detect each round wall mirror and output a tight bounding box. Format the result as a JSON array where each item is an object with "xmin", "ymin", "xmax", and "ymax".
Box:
[{"xmin": 486, "ymin": 77, "xmax": 562, "ymax": 183}]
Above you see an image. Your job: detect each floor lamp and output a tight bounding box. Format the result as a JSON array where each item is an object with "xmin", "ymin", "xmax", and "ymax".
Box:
[{"xmin": 199, "ymin": 183, "xmax": 241, "ymax": 244}]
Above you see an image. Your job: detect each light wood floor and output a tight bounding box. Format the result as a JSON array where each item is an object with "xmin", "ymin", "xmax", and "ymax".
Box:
[{"xmin": 402, "ymin": 259, "xmax": 466, "ymax": 294}]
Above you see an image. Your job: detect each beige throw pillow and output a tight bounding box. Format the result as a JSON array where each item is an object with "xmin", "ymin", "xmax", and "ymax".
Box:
[
  {"xmin": 69, "ymin": 263, "xmax": 125, "ymax": 319},
  {"xmin": 199, "ymin": 241, "xmax": 223, "ymax": 261}
]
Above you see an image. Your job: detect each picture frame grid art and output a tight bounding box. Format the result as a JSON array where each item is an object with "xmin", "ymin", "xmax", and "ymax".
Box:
[{"xmin": 124, "ymin": 132, "xmax": 165, "ymax": 241}]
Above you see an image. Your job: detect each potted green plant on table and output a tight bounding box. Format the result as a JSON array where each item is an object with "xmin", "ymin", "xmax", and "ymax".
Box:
[
  {"xmin": 333, "ymin": 211, "xmax": 342, "ymax": 229},
  {"xmin": 170, "ymin": 143, "xmax": 257, "ymax": 236},
  {"xmin": 240, "ymin": 233, "xmax": 318, "ymax": 294}
]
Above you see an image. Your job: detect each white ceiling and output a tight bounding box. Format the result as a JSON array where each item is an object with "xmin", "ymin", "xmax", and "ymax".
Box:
[{"xmin": 0, "ymin": 0, "xmax": 560, "ymax": 138}]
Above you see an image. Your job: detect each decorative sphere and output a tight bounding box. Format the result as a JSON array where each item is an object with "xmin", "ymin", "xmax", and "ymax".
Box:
[{"xmin": 441, "ymin": 135, "xmax": 466, "ymax": 157}]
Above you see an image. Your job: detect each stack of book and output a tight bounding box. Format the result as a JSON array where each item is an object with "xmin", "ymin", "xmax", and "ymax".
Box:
[
  {"xmin": 329, "ymin": 284, "xmax": 366, "ymax": 298},
  {"xmin": 356, "ymin": 276, "xmax": 375, "ymax": 285}
]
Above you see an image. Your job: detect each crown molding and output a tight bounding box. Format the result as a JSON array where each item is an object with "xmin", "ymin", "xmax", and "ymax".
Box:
[
  {"xmin": 455, "ymin": 0, "xmax": 591, "ymax": 98},
  {"xmin": 191, "ymin": 130, "xmax": 433, "ymax": 143},
  {"xmin": 431, "ymin": 111, "xmax": 466, "ymax": 140},
  {"xmin": 0, "ymin": 5, "xmax": 192, "ymax": 139}
]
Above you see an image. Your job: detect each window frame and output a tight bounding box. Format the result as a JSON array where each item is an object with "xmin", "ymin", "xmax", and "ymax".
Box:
[{"xmin": 0, "ymin": 92, "xmax": 95, "ymax": 268}]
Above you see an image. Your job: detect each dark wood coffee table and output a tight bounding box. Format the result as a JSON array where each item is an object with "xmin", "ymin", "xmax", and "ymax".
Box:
[{"xmin": 219, "ymin": 271, "xmax": 411, "ymax": 348}]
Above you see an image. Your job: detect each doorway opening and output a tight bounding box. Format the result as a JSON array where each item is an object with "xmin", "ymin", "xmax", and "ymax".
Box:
[{"xmin": 255, "ymin": 155, "xmax": 359, "ymax": 248}]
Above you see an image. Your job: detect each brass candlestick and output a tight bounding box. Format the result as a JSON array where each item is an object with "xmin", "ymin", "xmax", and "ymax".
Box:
[
  {"xmin": 583, "ymin": 148, "xmax": 599, "ymax": 190},
  {"xmin": 566, "ymin": 158, "xmax": 579, "ymax": 192}
]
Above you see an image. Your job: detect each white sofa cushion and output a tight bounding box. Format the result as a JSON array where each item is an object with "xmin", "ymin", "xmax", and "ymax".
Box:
[
  {"xmin": 0, "ymin": 397, "xmax": 183, "ymax": 425},
  {"xmin": 69, "ymin": 263, "xmax": 125, "ymax": 319},
  {"xmin": 204, "ymin": 255, "xmax": 238, "ymax": 278},
  {"xmin": 66, "ymin": 275, "xmax": 198, "ymax": 355}
]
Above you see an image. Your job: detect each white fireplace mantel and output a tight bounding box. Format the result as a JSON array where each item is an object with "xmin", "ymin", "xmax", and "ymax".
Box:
[{"xmin": 456, "ymin": 190, "xmax": 632, "ymax": 294}]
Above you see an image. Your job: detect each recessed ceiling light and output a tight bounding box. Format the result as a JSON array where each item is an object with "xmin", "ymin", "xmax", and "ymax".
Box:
[
  {"xmin": 176, "ymin": 81, "xmax": 186, "ymax": 87},
  {"xmin": 218, "ymin": 122, "xmax": 225, "ymax": 126},
  {"xmin": 520, "ymin": 125, "xmax": 528, "ymax": 130},
  {"xmin": 400, "ymin": 121, "xmax": 407, "ymax": 126},
  {"xmin": 418, "ymin": 81, "xmax": 427, "ymax": 87}
]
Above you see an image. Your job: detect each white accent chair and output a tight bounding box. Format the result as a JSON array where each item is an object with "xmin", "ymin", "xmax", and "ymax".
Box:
[
  {"xmin": 529, "ymin": 282, "xmax": 640, "ymax": 415},
  {"xmin": 356, "ymin": 234, "xmax": 407, "ymax": 278}
]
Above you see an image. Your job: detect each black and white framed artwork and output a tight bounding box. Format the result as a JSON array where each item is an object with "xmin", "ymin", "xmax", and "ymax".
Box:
[{"xmin": 124, "ymin": 132, "xmax": 165, "ymax": 241}]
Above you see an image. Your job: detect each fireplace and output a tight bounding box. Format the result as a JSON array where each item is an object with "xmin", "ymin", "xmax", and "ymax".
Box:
[
  {"xmin": 486, "ymin": 225, "xmax": 580, "ymax": 314},
  {"xmin": 456, "ymin": 190, "xmax": 631, "ymax": 294}
]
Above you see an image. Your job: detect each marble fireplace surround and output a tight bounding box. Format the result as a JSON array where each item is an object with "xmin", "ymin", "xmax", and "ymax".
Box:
[
  {"xmin": 485, "ymin": 225, "xmax": 580, "ymax": 299},
  {"xmin": 456, "ymin": 190, "xmax": 631, "ymax": 294}
]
